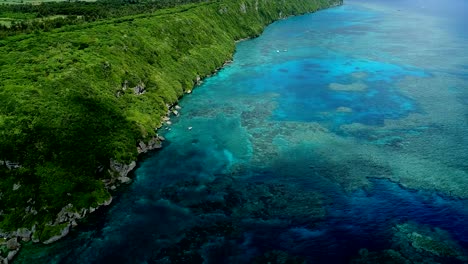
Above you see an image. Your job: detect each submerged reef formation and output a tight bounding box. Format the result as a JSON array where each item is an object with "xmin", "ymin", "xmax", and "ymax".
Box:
[
  {"xmin": 161, "ymin": 177, "xmax": 326, "ymax": 221},
  {"xmin": 152, "ymin": 178, "xmax": 325, "ymax": 263},
  {"xmin": 351, "ymin": 222, "xmax": 468, "ymax": 264},
  {"xmin": 251, "ymin": 250, "xmax": 307, "ymax": 264},
  {"xmin": 328, "ymin": 82, "xmax": 368, "ymax": 91}
]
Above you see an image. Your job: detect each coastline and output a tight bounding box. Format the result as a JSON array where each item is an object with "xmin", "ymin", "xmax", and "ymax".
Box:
[{"xmin": 0, "ymin": 0, "xmax": 343, "ymax": 262}]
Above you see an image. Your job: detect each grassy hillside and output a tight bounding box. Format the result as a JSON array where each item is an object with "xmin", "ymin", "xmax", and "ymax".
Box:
[
  {"xmin": 0, "ymin": 0, "xmax": 210, "ymax": 38},
  {"xmin": 1, "ymin": 0, "xmax": 96, "ymax": 4},
  {"xmin": 0, "ymin": 0, "xmax": 341, "ymax": 241}
]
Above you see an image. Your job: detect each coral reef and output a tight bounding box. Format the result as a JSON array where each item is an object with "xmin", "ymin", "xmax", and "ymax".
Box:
[
  {"xmin": 251, "ymin": 250, "xmax": 307, "ymax": 264},
  {"xmin": 351, "ymin": 222, "xmax": 468, "ymax": 264},
  {"xmin": 154, "ymin": 178, "xmax": 325, "ymax": 262},
  {"xmin": 328, "ymin": 82, "xmax": 368, "ymax": 91}
]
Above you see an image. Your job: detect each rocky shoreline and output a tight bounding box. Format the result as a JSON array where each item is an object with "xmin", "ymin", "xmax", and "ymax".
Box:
[{"xmin": 0, "ymin": 59, "xmax": 233, "ymax": 264}]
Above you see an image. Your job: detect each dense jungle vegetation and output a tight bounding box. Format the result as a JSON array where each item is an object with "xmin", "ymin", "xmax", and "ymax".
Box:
[
  {"xmin": 0, "ymin": 0, "xmax": 340, "ymax": 241},
  {"xmin": 0, "ymin": 0, "xmax": 214, "ymax": 38}
]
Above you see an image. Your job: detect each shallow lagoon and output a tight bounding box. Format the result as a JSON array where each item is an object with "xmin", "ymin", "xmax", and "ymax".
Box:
[{"xmin": 17, "ymin": 0, "xmax": 468, "ymax": 263}]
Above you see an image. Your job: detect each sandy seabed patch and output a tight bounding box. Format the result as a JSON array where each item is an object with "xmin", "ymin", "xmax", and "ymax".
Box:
[{"xmin": 329, "ymin": 82, "xmax": 367, "ymax": 91}]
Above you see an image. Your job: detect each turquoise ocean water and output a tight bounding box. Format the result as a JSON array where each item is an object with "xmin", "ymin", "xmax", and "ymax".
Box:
[{"xmin": 17, "ymin": 0, "xmax": 468, "ymax": 263}]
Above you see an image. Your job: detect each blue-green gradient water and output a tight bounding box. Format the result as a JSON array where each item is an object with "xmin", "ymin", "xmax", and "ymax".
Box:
[{"xmin": 17, "ymin": 0, "xmax": 468, "ymax": 263}]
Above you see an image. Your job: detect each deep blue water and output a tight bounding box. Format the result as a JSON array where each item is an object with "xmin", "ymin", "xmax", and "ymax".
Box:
[{"xmin": 17, "ymin": 1, "xmax": 468, "ymax": 263}]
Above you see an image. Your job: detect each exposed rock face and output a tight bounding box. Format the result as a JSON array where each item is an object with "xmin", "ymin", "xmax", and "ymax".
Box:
[
  {"xmin": 116, "ymin": 80, "xmax": 146, "ymax": 96},
  {"xmin": 103, "ymin": 196, "xmax": 113, "ymax": 206},
  {"xmin": 0, "ymin": 160, "xmax": 21, "ymax": 170},
  {"xmin": 55, "ymin": 204, "xmax": 80, "ymax": 225},
  {"xmin": 0, "ymin": 238, "xmax": 20, "ymax": 263},
  {"xmin": 218, "ymin": 6, "xmax": 228, "ymax": 14},
  {"xmin": 15, "ymin": 228, "xmax": 32, "ymax": 242},
  {"xmin": 137, "ymin": 136, "xmax": 163, "ymax": 154},
  {"xmin": 12, "ymin": 183, "xmax": 21, "ymax": 191},
  {"xmin": 110, "ymin": 159, "xmax": 137, "ymax": 179},
  {"xmin": 102, "ymin": 159, "xmax": 137, "ymax": 186},
  {"xmin": 240, "ymin": 2, "xmax": 247, "ymax": 13},
  {"xmin": 0, "ymin": 248, "xmax": 20, "ymax": 264},
  {"xmin": 118, "ymin": 176, "xmax": 132, "ymax": 184},
  {"xmin": 38, "ymin": 195, "xmax": 113, "ymax": 245},
  {"xmin": 42, "ymin": 225, "xmax": 70, "ymax": 245},
  {"xmin": 133, "ymin": 82, "xmax": 146, "ymax": 95},
  {"xmin": 0, "ymin": 226, "xmax": 34, "ymax": 246},
  {"xmin": 7, "ymin": 249, "xmax": 19, "ymax": 262},
  {"xmin": 6, "ymin": 238, "xmax": 20, "ymax": 250}
]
